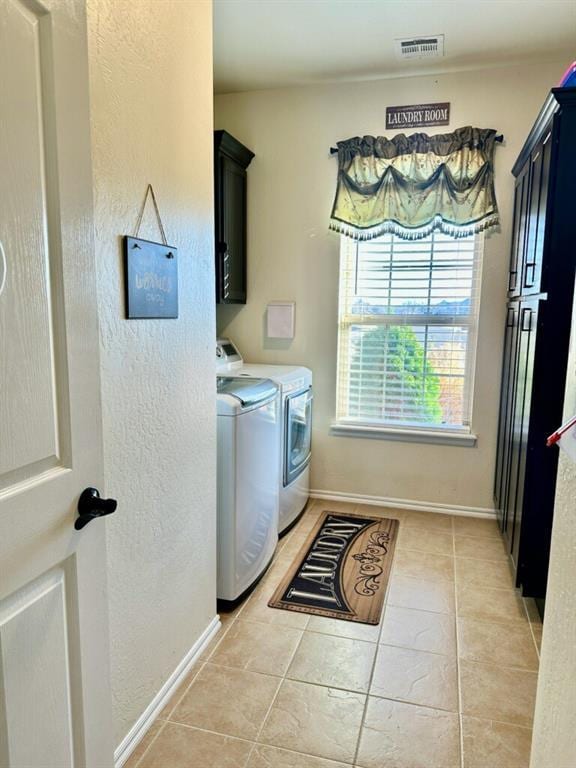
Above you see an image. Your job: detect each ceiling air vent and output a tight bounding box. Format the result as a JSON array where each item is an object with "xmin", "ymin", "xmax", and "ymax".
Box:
[{"xmin": 395, "ymin": 35, "xmax": 444, "ymax": 60}]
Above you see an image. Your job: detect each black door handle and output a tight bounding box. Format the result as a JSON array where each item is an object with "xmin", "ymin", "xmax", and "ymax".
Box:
[{"xmin": 75, "ymin": 487, "xmax": 117, "ymax": 531}]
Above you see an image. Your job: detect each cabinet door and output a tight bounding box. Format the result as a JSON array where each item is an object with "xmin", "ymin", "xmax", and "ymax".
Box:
[
  {"xmin": 508, "ymin": 163, "xmax": 530, "ymax": 298},
  {"xmin": 522, "ymin": 128, "xmax": 553, "ymax": 294},
  {"xmin": 494, "ymin": 303, "xmax": 519, "ymax": 527},
  {"xmin": 508, "ymin": 299, "xmax": 541, "ymax": 571},
  {"xmin": 498, "ymin": 305, "xmax": 522, "ymax": 541},
  {"xmin": 217, "ymin": 155, "xmax": 247, "ymax": 304}
]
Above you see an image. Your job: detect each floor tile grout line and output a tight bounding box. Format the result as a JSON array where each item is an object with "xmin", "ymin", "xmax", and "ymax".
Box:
[
  {"xmin": 254, "ymin": 736, "xmax": 357, "ymax": 767},
  {"xmin": 450, "ymin": 652, "xmax": 539, "ymax": 674},
  {"xmin": 458, "ymin": 714, "xmax": 535, "ymax": 731},
  {"xmin": 450, "ymin": 619, "xmax": 540, "ymax": 671},
  {"xmin": 452, "ymin": 514, "xmax": 466, "ymax": 768},
  {"xmin": 207, "ymin": 615, "xmax": 308, "ymax": 679},
  {"xmin": 150, "ymin": 719, "xmax": 258, "ymax": 744},
  {"xmin": 390, "ymin": 565, "xmax": 520, "ymax": 595},
  {"xmin": 396, "ymin": 547, "xmax": 456, "ymax": 557},
  {"xmin": 455, "ymin": 615, "xmax": 537, "ymax": 628},
  {"xmin": 454, "ymin": 571, "xmax": 538, "ymax": 595},
  {"xmin": 350, "ymin": 659, "xmax": 375, "ymax": 766},
  {"xmin": 201, "ymin": 659, "xmax": 287, "ymax": 680},
  {"xmin": 165, "ymin": 695, "xmax": 535, "ymax": 755},
  {"xmin": 521, "ymin": 597, "xmax": 543, "ymax": 660},
  {"xmin": 386, "ymin": 570, "xmax": 456, "ymax": 616},
  {"xmin": 128, "ymin": 719, "xmax": 168, "ymax": 768},
  {"xmin": 203, "ymin": 656, "xmax": 479, "ymax": 715},
  {"xmin": 452, "ymin": 556, "xmax": 512, "ymax": 565},
  {"xmin": 376, "ymin": 638, "xmax": 457, "ymax": 658},
  {"xmin": 453, "ymin": 532, "xmax": 504, "ymax": 541},
  {"xmin": 166, "ymin": 672, "xmax": 283, "ymax": 767},
  {"xmin": 251, "ymin": 742, "xmax": 358, "ymax": 768},
  {"xmin": 350, "ymin": 517, "xmax": 404, "ymax": 767},
  {"xmin": 303, "ymin": 626, "xmax": 380, "ymax": 644},
  {"xmin": 205, "ymin": 652, "xmax": 516, "ymax": 704},
  {"xmin": 129, "ymin": 616, "xmax": 242, "ymax": 763},
  {"xmin": 382, "ymin": 602, "xmax": 457, "ymax": 619},
  {"xmin": 161, "ymin": 659, "xmax": 207, "ymax": 722},
  {"xmin": 355, "ymin": 690, "xmax": 535, "ymax": 731},
  {"xmin": 246, "ymin": 616, "xmax": 308, "ymax": 764},
  {"xmin": 163, "ymin": 614, "xmax": 239, "ymax": 722}
]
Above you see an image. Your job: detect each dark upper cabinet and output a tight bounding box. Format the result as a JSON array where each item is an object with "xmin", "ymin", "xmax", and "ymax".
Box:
[
  {"xmin": 494, "ymin": 87, "xmax": 576, "ymax": 615},
  {"xmin": 214, "ymin": 130, "xmax": 255, "ymax": 304},
  {"xmin": 507, "ymin": 162, "xmax": 530, "ymax": 297},
  {"xmin": 522, "ymin": 131, "xmax": 552, "ymax": 294},
  {"xmin": 507, "ymin": 126, "xmax": 554, "ymax": 299}
]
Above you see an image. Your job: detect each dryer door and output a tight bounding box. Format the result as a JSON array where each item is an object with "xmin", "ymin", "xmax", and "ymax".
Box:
[{"xmin": 284, "ymin": 387, "xmax": 313, "ymax": 486}]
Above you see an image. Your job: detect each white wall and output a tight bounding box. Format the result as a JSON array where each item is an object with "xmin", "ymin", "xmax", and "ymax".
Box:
[
  {"xmin": 215, "ymin": 61, "xmax": 566, "ymax": 512},
  {"xmin": 530, "ymin": 285, "xmax": 576, "ymax": 768},
  {"xmin": 87, "ymin": 0, "xmax": 216, "ymax": 745}
]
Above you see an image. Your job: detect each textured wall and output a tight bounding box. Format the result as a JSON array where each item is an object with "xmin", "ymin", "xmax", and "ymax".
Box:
[
  {"xmin": 215, "ymin": 60, "xmax": 566, "ymax": 512},
  {"xmin": 530, "ymin": 286, "xmax": 576, "ymax": 768},
  {"xmin": 86, "ymin": 0, "xmax": 216, "ymax": 745}
]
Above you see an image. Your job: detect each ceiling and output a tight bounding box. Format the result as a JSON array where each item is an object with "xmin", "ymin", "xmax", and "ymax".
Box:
[{"xmin": 213, "ymin": 0, "xmax": 576, "ymax": 94}]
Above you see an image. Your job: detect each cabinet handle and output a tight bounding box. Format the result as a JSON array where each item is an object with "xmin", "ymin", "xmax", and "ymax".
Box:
[
  {"xmin": 0, "ymin": 240, "xmax": 6, "ymax": 297},
  {"xmin": 521, "ymin": 307, "xmax": 533, "ymax": 332},
  {"xmin": 506, "ymin": 307, "xmax": 515, "ymax": 327},
  {"xmin": 508, "ymin": 270, "xmax": 517, "ymax": 292},
  {"xmin": 524, "ymin": 261, "xmax": 536, "ymax": 287}
]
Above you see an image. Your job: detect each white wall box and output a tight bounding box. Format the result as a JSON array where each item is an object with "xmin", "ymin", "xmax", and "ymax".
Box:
[{"xmin": 267, "ymin": 301, "xmax": 295, "ymax": 339}]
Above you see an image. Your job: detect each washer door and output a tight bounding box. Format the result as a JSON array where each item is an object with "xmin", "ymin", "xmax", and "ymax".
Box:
[{"xmin": 284, "ymin": 387, "xmax": 313, "ymax": 486}]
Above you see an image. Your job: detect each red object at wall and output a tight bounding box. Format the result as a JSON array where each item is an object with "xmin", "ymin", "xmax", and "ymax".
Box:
[{"xmin": 547, "ymin": 414, "xmax": 576, "ymax": 447}]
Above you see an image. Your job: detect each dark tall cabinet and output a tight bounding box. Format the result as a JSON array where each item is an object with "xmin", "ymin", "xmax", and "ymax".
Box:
[
  {"xmin": 214, "ymin": 130, "xmax": 255, "ymax": 304},
  {"xmin": 494, "ymin": 87, "xmax": 576, "ymax": 614}
]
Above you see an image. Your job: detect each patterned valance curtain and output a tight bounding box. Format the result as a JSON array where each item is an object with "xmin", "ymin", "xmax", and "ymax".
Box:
[{"xmin": 329, "ymin": 126, "xmax": 499, "ymax": 241}]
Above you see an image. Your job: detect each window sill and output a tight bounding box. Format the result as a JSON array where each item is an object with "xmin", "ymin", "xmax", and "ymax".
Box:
[{"xmin": 330, "ymin": 422, "xmax": 478, "ymax": 447}]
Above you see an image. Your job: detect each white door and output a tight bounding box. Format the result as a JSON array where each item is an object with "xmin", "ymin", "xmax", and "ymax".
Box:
[{"xmin": 0, "ymin": 0, "xmax": 114, "ymax": 765}]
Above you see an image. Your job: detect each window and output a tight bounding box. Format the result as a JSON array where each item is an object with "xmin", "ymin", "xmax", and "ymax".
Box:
[{"xmin": 335, "ymin": 231, "xmax": 483, "ymax": 438}]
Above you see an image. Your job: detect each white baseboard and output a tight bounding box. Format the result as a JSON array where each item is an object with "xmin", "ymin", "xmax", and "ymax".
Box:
[
  {"xmin": 310, "ymin": 489, "xmax": 496, "ymax": 519},
  {"xmin": 114, "ymin": 615, "xmax": 221, "ymax": 767}
]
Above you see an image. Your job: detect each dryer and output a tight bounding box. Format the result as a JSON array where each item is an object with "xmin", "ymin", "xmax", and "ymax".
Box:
[
  {"xmin": 216, "ymin": 376, "xmax": 280, "ymax": 601},
  {"xmin": 216, "ymin": 339, "xmax": 313, "ymax": 534}
]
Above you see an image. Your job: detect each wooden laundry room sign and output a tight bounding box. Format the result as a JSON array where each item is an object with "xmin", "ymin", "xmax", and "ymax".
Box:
[{"xmin": 386, "ymin": 102, "xmax": 450, "ymax": 129}]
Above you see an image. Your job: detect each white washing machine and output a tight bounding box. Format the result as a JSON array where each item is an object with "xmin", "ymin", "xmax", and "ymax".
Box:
[
  {"xmin": 216, "ymin": 339, "xmax": 313, "ymax": 535},
  {"xmin": 216, "ymin": 376, "xmax": 280, "ymax": 601}
]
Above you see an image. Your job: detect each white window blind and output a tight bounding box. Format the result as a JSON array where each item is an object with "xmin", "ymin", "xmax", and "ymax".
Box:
[{"xmin": 336, "ymin": 231, "xmax": 483, "ymax": 432}]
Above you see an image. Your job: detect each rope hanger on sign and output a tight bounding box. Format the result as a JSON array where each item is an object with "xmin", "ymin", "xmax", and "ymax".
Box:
[{"xmin": 133, "ymin": 183, "xmax": 169, "ymax": 245}]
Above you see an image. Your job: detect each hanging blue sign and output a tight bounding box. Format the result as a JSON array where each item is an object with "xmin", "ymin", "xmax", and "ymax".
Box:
[{"xmin": 124, "ymin": 236, "xmax": 178, "ymax": 319}]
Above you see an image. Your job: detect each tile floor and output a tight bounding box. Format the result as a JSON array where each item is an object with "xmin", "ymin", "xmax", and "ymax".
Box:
[{"xmin": 126, "ymin": 500, "xmax": 542, "ymax": 768}]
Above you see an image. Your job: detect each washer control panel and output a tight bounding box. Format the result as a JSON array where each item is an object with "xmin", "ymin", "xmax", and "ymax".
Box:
[{"xmin": 216, "ymin": 338, "xmax": 243, "ymax": 370}]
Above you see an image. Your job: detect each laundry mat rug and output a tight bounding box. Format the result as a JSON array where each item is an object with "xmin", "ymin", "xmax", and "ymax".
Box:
[{"xmin": 269, "ymin": 511, "xmax": 399, "ymax": 624}]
